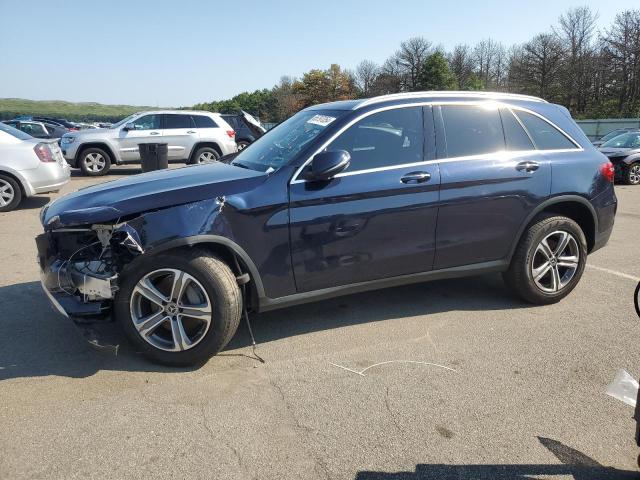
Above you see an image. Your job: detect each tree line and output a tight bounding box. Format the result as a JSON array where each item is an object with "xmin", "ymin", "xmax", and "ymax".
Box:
[{"xmin": 192, "ymin": 7, "xmax": 640, "ymax": 122}]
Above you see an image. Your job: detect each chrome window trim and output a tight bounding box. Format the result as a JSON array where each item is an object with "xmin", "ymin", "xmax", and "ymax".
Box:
[{"xmin": 290, "ymin": 101, "xmax": 583, "ymax": 185}]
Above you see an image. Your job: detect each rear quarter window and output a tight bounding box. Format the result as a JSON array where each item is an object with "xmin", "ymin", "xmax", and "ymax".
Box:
[
  {"xmin": 513, "ymin": 110, "xmax": 577, "ymax": 150},
  {"xmin": 192, "ymin": 115, "xmax": 218, "ymax": 128}
]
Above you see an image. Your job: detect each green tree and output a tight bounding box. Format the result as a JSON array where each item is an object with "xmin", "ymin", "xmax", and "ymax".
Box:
[{"xmin": 416, "ymin": 52, "xmax": 456, "ymax": 90}]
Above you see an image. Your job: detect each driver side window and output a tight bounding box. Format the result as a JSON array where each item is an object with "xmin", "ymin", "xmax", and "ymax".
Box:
[
  {"xmin": 326, "ymin": 107, "xmax": 424, "ymax": 173},
  {"xmin": 132, "ymin": 114, "xmax": 160, "ymax": 131}
]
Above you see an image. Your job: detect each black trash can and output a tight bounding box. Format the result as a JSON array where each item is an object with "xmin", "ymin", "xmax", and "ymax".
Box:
[{"xmin": 139, "ymin": 143, "xmax": 168, "ymax": 172}]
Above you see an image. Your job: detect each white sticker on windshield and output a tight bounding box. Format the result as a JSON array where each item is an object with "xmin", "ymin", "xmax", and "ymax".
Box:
[{"xmin": 306, "ymin": 114, "xmax": 336, "ymax": 127}]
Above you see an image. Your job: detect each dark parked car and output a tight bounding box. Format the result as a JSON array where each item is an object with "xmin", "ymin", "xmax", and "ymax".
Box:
[
  {"xmin": 3, "ymin": 120, "xmax": 66, "ymax": 140},
  {"xmin": 592, "ymin": 128, "xmax": 640, "ymax": 147},
  {"xmin": 598, "ymin": 131, "xmax": 640, "ymax": 185},
  {"xmin": 37, "ymin": 91, "xmax": 617, "ymax": 366},
  {"xmin": 221, "ymin": 111, "xmax": 266, "ymax": 150}
]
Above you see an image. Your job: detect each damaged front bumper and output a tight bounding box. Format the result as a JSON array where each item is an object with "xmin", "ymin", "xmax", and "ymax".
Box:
[{"xmin": 36, "ymin": 221, "xmax": 144, "ymax": 320}]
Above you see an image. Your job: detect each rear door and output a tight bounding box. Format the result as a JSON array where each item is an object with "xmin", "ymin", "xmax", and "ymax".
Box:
[
  {"xmin": 162, "ymin": 114, "xmax": 199, "ymax": 160},
  {"xmin": 433, "ymin": 103, "xmax": 551, "ymax": 269},
  {"xmin": 289, "ymin": 106, "xmax": 440, "ymax": 292},
  {"xmin": 117, "ymin": 113, "xmax": 162, "ymax": 161}
]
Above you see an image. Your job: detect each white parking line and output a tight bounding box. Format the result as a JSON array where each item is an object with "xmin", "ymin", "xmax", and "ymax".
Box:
[{"xmin": 587, "ymin": 264, "xmax": 640, "ymax": 282}]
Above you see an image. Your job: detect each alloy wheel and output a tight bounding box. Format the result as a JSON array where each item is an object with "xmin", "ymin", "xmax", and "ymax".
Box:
[
  {"xmin": 531, "ymin": 230, "xmax": 580, "ymax": 293},
  {"xmin": 197, "ymin": 151, "xmax": 217, "ymax": 163},
  {"xmin": 129, "ymin": 268, "xmax": 212, "ymax": 352},
  {"xmin": 84, "ymin": 152, "xmax": 106, "ymax": 172},
  {"xmin": 0, "ymin": 179, "xmax": 15, "ymax": 207},
  {"xmin": 629, "ymin": 164, "xmax": 640, "ymax": 185}
]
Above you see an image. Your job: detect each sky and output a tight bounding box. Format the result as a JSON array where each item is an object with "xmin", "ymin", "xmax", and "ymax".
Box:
[{"xmin": 0, "ymin": 0, "xmax": 638, "ymax": 107}]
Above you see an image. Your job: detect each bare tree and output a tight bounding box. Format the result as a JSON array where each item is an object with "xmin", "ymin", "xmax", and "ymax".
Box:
[
  {"xmin": 554, "ymin": 6, "xmax": 598, "ymax": 113},
  {"xmin": 396, "ymin": 36, "xmax": 433, "ymax": 90},
  {"xmin": 448, "ymin": 44, "xmax": 476, "ymax": 89},
  {"xmin": 509, "ymin": 33, "xmax": 564, "ymax": 99},
  {"xmin": 355, "ymin": 60, "xmax": 380, "ymax": 97},
  {"xmin": 601, "ymin": 9, "xmax": 640, "ymax": 116}
]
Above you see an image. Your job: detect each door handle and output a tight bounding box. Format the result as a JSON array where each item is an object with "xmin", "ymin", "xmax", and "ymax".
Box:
[
  {"xmin": 401, "ymin": 171, "xmax": 431, "ymax": 183},
  {"xmin": 149, "ymin": 131, "xmax": 160, "ymax": 135},
  {"xmin": 515, "ymin": 161, "xmax": 539, "ymax": 172},
  {"xmin": 187, "ymin": 130, "xmax": 197, "ymax": 134}
]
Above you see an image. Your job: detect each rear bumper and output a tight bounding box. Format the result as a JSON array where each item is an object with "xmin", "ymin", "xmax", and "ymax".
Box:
[{"xmin": 23, "ymin": 162, "xmax": 70, "ymax": 196}]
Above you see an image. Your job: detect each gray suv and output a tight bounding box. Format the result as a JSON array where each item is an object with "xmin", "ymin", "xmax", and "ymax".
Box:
[{"xmin": 60, "ymin": 110, "xmax": 238, "ymax": 176}]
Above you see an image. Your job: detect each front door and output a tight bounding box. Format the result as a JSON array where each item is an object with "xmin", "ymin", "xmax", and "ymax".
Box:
[
  {"xmin": 289, "ymin": 106, "xmax": 440, "ymax": 292},
  {"xmin": 117, "ymin": 113, "xmax": 162, "ymax": 161}
]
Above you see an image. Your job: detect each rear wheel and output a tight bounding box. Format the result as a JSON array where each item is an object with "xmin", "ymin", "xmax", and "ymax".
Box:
[
  {"xmin": 237, "ymin": 140, "xmax": 250, "ymax": 151},
  {"xmin": 503, "ymin": 214, "xmax": 587, "ymax": 305},
  {"xmin": 79, "ymin": 147, "xmax": 111, "ymax": 176},
  {"xmin": 623, "ymin": 162, "xmax": 640, "ymax": 185},
  {"xmin": 115, "ymin": 249, "xmax": 241, "ymax": 366},
  {"xmin": 191, "ymin": 147, "xmax": 220, "ymax": 165},
  {"xmin": 0, "ymin": 174, "xmax": 22, "ymax": 212}
]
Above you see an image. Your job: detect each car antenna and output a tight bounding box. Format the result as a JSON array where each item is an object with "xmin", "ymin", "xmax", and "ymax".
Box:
[{"xmin": 233, "ymin": 255, "xmax": 265, "ymax": 363}]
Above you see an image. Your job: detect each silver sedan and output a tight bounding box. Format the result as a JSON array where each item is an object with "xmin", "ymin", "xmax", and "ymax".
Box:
[{"xmin": 0, "ymin": 122, "xmax": 70, "ymax": 212}]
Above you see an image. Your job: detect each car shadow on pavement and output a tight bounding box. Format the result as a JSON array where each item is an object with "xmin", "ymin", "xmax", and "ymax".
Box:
[
  {"xmin": 0, "ymin": 274, "xmax": 531, "ymax": 380},
  {"xmin": 226, "ymin": 273, "xmax": 533, "ymax": 350},
  {"xmin": 355, "ymin": 437, "xmax": 640, "ymax": 479},
  {"xmin": 17, "ymin": 196, "xmax": 50, "ymax": 210}
]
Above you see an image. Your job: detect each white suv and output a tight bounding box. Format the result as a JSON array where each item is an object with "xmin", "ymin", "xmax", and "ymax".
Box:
[{"xmin": 60, "ymin": 110, "xmax": 238, "ymax": 176}]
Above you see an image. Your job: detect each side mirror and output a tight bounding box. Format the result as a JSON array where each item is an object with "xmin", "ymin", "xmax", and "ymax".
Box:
[
  {"xmin": 123, "ymin": 123, "xmax": 135, "ymax": 131},
  {"xmin": 304, "ymin": 150, "xmax": 350, "ymax": 182}
]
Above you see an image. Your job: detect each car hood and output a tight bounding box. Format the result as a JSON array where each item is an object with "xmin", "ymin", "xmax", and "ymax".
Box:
[
  {"xmin": 62, "ymin": 128, "xmax": 112, "ymax": 140},
  {"xmin": 42, "ymin": 163, "xmax": 266, "ymax": 228},
  {"xmin": 598, "ymin": 147, "xmax": 639, "ymax": 157}
]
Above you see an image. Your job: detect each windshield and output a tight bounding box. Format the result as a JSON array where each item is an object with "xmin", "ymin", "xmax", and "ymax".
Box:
[
  {"xmin": 601, "ymin": 132, "xmax": 640, "ymax": 149},
  {"xmin": 110, "ymin": 113, "xmax": 139, "ymax": 129},
  {"xmin": 0, "ymin": 122, "xmax": 33, "ymax": 140},
  {"xmin": 231, "ymin": 109, "xmax": 346, "ymax": 172}
]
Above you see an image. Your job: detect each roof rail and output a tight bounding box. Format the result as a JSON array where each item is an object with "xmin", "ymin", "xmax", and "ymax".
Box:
[{"xmin": 354, "ymin": 91, "xmax": 547, "ymax": 109}]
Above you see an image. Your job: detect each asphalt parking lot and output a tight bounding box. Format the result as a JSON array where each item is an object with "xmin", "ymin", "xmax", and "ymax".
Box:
[{"xmin": 1, "ymin": 166, "xmax": 639, "ymax": 480}]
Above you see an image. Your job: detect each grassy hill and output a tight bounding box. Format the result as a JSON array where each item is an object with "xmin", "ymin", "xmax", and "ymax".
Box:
[{"xmin": 0, "ymin": 98, "xmax": 167, "ymax": 123}]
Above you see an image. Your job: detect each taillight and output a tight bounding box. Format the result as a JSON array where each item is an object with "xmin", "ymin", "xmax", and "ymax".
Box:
[
  {"xmin": 226, "ymin": 130, "xmax": 235, "ymax": 138},
  {"xmin": 69, "ymin": 127, "xmax": 79, "ymax": 131},
  {"xmin": 34, "ymin": 143, "xmax": 55, "ymax": 162},
  {"xmin": 600, "ymin": 161, "xmax": 615, "ymax": 183}
]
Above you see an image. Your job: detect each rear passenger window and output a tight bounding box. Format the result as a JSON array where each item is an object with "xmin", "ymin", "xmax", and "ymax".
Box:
[
  {"xmin": 192, "ymin": 115, "xmax": 218, "ymax": 128},
  {"xmin": 500, "ymin": 108, "xmax": 534, "ymax": 151},
  {"xmin": 441, "ymin": 105, "xmax": 504, "ymax": 157},
  {"xmin": 164, "ymin": 114, "xmax": 193, "ymax": 129},
  {"xmin": 327, "ymin": 107, "xmax": 424, "ymax": 173},
  {"xmin": 513, "ymin": 110, "xmax": 577, "ymax": 150}
]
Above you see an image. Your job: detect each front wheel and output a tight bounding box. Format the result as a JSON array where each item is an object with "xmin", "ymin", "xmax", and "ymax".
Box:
[
  {"xmin": 503, "ymin": 214, "xmax": 587, "ymax": 305},
  {"xmin": 79, "ymin": 147, "xmax": 111, "ymax": 176},
  {"xmin": 114, "ymin": 249, "xmax": 242, "ymax": 366}
]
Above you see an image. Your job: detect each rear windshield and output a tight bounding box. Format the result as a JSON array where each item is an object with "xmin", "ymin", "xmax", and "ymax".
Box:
[{"xmin": 0, "ymin": 122, "xmax": 32, "ymax": 140}]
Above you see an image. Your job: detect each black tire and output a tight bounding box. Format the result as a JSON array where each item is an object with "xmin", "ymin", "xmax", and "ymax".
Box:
[
  {"xmin": 0, "ymin": 174, "xmax": 22, "ymax": 212},
  {"xmin": 503, "ymin": 214, "xmax": 587, "ymax": 305},
  {"xmin": 114, "ymin": 248, "xmax": 242, "ymax": 366},
  {"xmin": 79, "ymin": 147, "xmax": 112, "ymax": 176},
  {"xmin": 623, "ymin": 162, "xmax": 640, "ymax": 185},
  {"xmin": 237, "ymin": 140, "xmax": 250, "ymax": 151},
  {"xmin": 190, "ymin": 146, "xmax": 220, "ymax": 165}
]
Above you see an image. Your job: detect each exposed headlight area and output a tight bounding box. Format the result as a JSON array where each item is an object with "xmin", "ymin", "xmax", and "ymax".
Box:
[
  {"xmin": 37, "ymin": 222, "xmax": 145, "ymax": 317},
  {"xmin": 61, "ymin": 136, "xmax": 75, "ymax": 144}
]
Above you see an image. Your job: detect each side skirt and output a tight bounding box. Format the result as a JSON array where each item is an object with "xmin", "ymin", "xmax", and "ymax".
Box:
[{"xmin": 258, "ymin": 260, "xmax": 508, "ymax": 312}]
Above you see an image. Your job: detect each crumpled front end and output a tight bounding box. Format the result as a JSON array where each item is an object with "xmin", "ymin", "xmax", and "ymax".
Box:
[{"xmin": 37, "ymin": 222, "xmax": 145, "ymax": 320}]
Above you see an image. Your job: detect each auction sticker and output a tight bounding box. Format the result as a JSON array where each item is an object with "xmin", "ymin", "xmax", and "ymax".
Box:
[{"xmin": 307, "ymin": 114, "xmax": 336, "ymax": 127}]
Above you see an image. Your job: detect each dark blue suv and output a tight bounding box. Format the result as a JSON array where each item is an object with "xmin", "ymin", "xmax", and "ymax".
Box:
[{"xmin": 37, "ymin": 92, "xmax": 617, "ymax": 365}]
